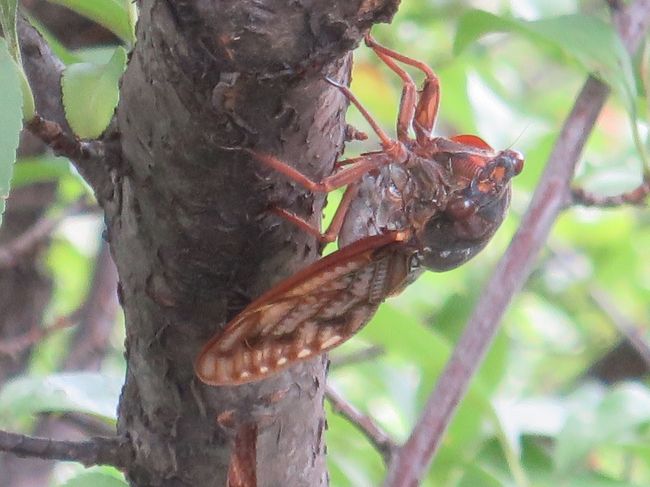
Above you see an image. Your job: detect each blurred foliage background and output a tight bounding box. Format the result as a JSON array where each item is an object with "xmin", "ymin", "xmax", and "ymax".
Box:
[{"xmin": 1, "ymin": 1, "xmax": 649, "ymax": 486}]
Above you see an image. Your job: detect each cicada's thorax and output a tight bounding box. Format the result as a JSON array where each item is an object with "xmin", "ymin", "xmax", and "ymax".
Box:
[{"xmin": 338, "ymin": 152, "xmax": 450, "ymax": 249}]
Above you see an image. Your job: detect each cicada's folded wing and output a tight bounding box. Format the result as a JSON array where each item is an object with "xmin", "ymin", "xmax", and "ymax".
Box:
[{"xmin": 195, "ymin": 231, "xmax": 410, "ymax": 385}]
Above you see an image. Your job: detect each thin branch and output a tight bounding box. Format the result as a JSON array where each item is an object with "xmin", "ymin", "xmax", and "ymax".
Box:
[
  {"xmin": 326, "ymin": 385, "xmax": 397, "ymax": 464},
  {"xmin": 25, "ymin": 114, "xmax": 105, "ymax": 162},
  {"xmin": 548, "ymin": 244, "xmax": 650, "ymax": 369},
  {"xmin": 383, "ymin": 2, "xmax": 650, "ymax": 485},
  {"xmin": 0, "ymin": 198, "xmax": 89, "ymax": 269},
  {"xmin": 571, "ymin": 178, "xmax": 650, "ymax": 207},
  {"xmin": 0, "ymin": 315, "xmax": 75, "ymax": 360},
  {"xmin": 17, "ymin": 17, "xmax": 113, "ymax": 196},
  {"xmin": 42, "ymin": 412, "xmax": 117, "ymax": 438},
  {"xmin": 329, "ymin": 345, "xmax": 385, "ymax": 368},
  {"xmin": 0, "ymin": 430, "xmax": 131, "ymax": 469},
  {"xmin": 4, "ymin": 243, "xmax": 120, "ymax": 485},
  {"xmin": 589, "ymin": 286, "xmax": 650, "ymax": 368}
]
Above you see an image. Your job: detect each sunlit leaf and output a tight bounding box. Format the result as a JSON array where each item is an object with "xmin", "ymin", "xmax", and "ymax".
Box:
[
  {"xmin": 454, "ymin": 11, "xmax": 636, "ymax": 111},
  {"xmin": 554, "ymin": 383, "xmax": 650, "ymax": 473},
  {"xmin": 58, "ymin": 471, "xmax": 128, "ymax": 487},
  {"xmin": 62, "ymin": 47, "xmax": 127, "ymax": 139},
  {"xmin": 12, "ymin": 156, "xmax": 73, "ymax": 187},
  {"xmin": 0, "ymin": 37, "xmax": 23, "ymax": 226},
  {"xmin": 0, "ymin": 372, "xmax": 121, "ymax": 425},
  {"xmin": 0, "ymin": 0, "xmax": 19, "ymax": 61}
]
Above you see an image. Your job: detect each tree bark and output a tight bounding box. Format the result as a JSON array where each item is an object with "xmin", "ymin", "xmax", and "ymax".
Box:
[{"xmin": 103, "ymin": 1, "xmax": 399, "ymax": 485}]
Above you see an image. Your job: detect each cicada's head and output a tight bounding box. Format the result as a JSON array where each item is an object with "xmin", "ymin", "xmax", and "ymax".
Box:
[{"xmin": 418, "ymin": 145, "xmax": 524, "ymax": 271}]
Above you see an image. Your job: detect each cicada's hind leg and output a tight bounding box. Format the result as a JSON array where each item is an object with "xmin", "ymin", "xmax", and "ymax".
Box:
[
  {"xmin": 365, "ymin": 33, "xmax": 440, "ymax": 145},
  {"xmin": 250, "ymin": 151, "xmax": 391, "ymax": 243}
]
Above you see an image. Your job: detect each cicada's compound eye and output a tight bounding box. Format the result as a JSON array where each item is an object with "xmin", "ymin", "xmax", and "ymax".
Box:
[
  {"xmin": 509, "ymin": 150, "xmax": 525, "ymax": 176},
  {"xmin": 482, "ymin": 149, "xmax": 525, "ymax": 186}
]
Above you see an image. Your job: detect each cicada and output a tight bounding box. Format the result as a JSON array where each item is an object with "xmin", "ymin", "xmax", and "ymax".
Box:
[{"xmin": 196, "ymin": 34, "xmax": 524, "ymax": 386}]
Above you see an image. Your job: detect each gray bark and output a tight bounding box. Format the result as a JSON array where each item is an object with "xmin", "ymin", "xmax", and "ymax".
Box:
[{"xmin": 102, "ymin": 1, "xmax": 399, "ymax": 485}]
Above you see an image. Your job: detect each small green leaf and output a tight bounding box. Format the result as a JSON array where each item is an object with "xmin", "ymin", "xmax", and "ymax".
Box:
[
  {"xmin": 0, "ymin": 372, "xmax": 121, "ymax": 425},
  {"xmin": 16, "ymin": 61, "xmax": 35, "ymax": 120},
  {"xmin": 0, "ymin": 0, "xmax": 36, "ymax": 120},
  {"xmin": 62, "ymin": 46, "xmax": 127, "ymax": 139},
  {"xmin": 47, "ymin": 0, "xmax": 136, "ymax": 46},
  {"xmin": 58, "ymin": 471, "xmax": 128, "ymax": 487},
  {"xmin": 0, "ymin": 38, "xmax": 23, "ymax": 227},
  {"xmin": 454, "ymin": 11, "xmax": 637, "ymax": 112},
  {"xmin": 12, "ymin": 155, "xmax": 72, "ymax": 187},
  {"xmin": 0, "ymin": 0, "xmax": 20, "ymax": 61}
]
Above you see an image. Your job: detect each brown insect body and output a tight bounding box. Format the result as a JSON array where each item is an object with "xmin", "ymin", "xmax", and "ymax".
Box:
[
  {"xmin": 195, "ymin": 35, "xmax": 524, "ymax": 386},
  {"xmin": 338, "ymin": 137, "xmax": 521, "ymax": 271}
]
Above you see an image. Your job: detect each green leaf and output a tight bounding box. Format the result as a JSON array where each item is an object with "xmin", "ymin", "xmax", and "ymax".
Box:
[
  {"xmin": 454, "ymin": 11, "xmax": 637, "ymax": 112},
  {"xmin": 58, "ymin": 471, "xmax": 128, "ymax": 487},
  {"xmin": 0, "ymin": 38, "xmax": 23, "ymax": 227},
  {"xmin": 12, "ymin": 155, "xmax": 72, "ymax": 187},
  {"xmin": 456, "ymin": 462, "xmax": 506, "ymax": 487},
  {"xmin": 554, "ymin": 383, "xmax": 650, "ymax": 473},
  {"xmin": 0, "ymin": 0, "xmax": 35, "ymax": 119},
  {"xmin": 16, "ymin": 60, "xmax": 35, "ymax": 120},
  {"xmin": 47, "ymin": 0, "xmax": 136, "ymax": 46},
  {"xmin": 0, "ymin": 372, "xmax": 121, "ymax": 425},
  {"xmin": 62, "ymin": 46, "xmax": 127, "ymax": 139},
  {"xmin": 0, "ymin": 0, "xmax": 19, "ymax": 61}
]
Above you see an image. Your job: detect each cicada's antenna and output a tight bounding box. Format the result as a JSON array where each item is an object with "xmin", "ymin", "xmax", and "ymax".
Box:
[{"xmin": 506, "ymin": 123, "xmax": 530, "ymax": 150}]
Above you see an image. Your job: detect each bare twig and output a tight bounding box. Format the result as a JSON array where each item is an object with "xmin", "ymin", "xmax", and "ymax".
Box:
[
  {"xmin": 0, "ymin": 430, "xmax": 131, "ymax": 469},
  {"xmin": 25, "ymin": 114, "xmax": 105, "ymax": 162},
  {"xmin": 329, "ymin": 345, "xmax": 385, "ymax": 368},
  {"xmin": 0, "ymin": 315, "xmax": 75, "ymax": 359},
  {"xmin": 0, "ymin": 197, "xmax": 90, "ymax": 269},
  {"xmin": 571, "ymin": 178, "xmax": 650, "ymax": 207},
  {"xmin": 326, "ymin": 385, "xmax": 397, "ymax": 463},
  {"xmin": 42, "ymin": 412, "xmax": 117, "ymax": 438},
  {"xmin": 383, "ymin": 2, "xmax": 650, "ymax": 485},
  {"xmin": 4, "ymin": 243, "xmax": 120, "ymax": 485},
  {"xmin": 606, "ymin": 0, "xmax": 625, "ymax": 11},
  {"xmin": 17, "ymin": 17, "xmax": 113, "ymax": 196},
  {"xmin": 548, "ymin": 244, "xmax": 650, "ymax": 369},
  {"xmin": 589, "ymin": 286, "xmax": 650, "ymax": 368}
]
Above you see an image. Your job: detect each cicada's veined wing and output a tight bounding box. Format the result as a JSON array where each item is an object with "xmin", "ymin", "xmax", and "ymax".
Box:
[{"xmin": 195, "ymin": 231, "xmax": 412, "ymax": 385}]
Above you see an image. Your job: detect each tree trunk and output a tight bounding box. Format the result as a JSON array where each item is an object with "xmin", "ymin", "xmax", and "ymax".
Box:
[{"xmin": 103, "ymin": 1, "xmax": 398, "ymax": 485}]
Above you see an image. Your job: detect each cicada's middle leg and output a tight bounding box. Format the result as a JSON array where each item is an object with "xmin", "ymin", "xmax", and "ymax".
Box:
[{"xmin": 250, "ymin": 150, "xmax": 393, "ymax": 243}]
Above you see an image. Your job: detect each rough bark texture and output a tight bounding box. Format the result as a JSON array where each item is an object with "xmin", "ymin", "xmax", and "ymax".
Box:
[{"xmin": 103, "ymin": 1, "xmax": 398, "ymax": 485}]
